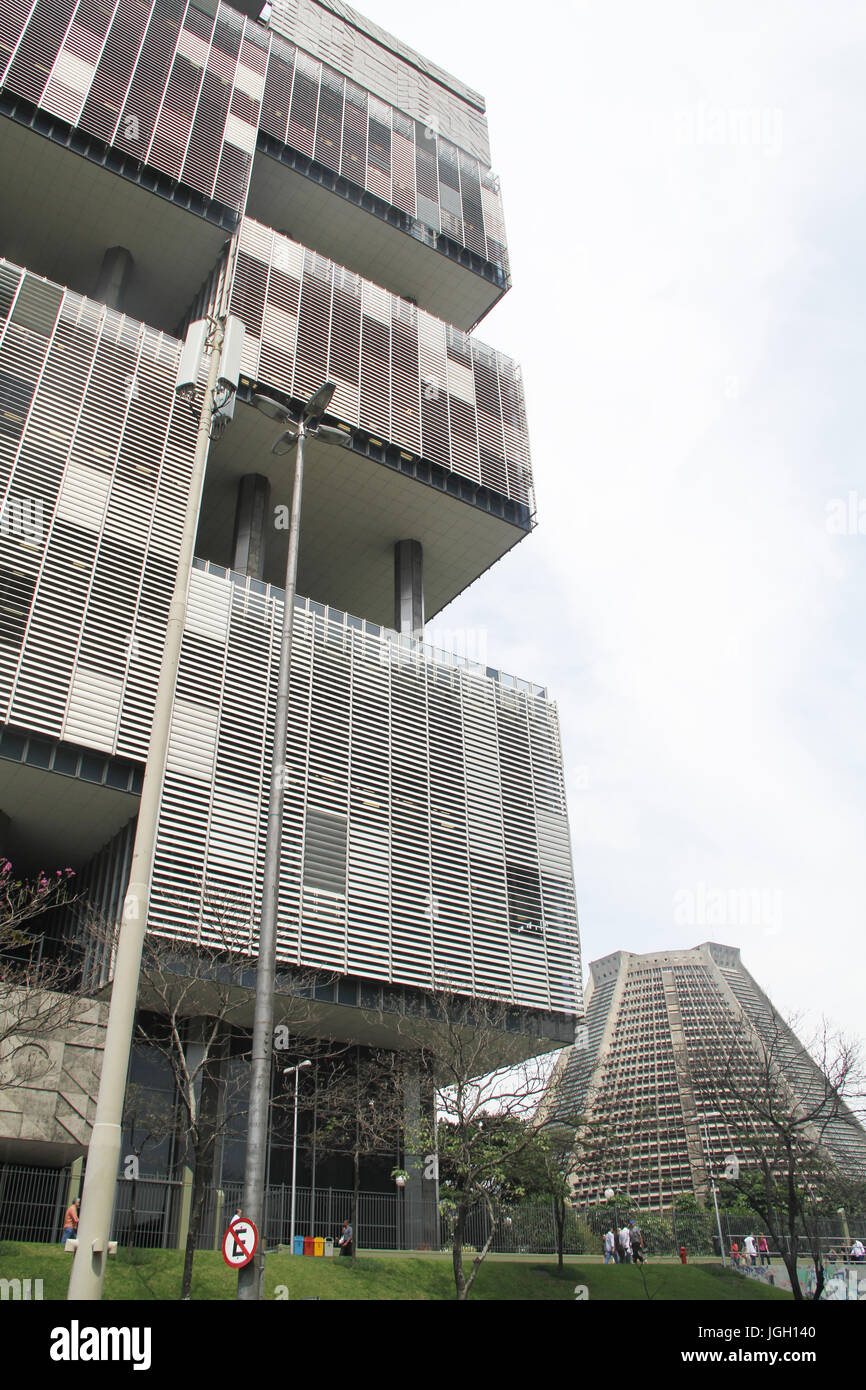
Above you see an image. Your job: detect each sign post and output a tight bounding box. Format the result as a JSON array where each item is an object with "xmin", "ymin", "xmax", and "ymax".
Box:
[{"xmin": 222, "ymin": 1217, "xmax": 259, "ymax": 1270}]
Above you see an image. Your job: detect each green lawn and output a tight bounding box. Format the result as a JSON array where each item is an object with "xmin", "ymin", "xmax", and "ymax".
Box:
[{"xmin": 0, "ymin": 1242, "xmax": 789, "ymax": 1301}]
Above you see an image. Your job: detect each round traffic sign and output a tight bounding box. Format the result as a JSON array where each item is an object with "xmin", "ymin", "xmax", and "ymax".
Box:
[{"xmin": 222, "ymin": 1217, "xmax": 259, "ymax": 1268}]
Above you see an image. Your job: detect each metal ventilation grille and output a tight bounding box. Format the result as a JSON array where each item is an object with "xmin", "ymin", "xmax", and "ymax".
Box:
[
  {"xmin": 148, "ymin": 567, "xmax": 580, "ymax": 1014},
  {"xmin": 0, "ymin": 0, "xmax": 268, "ymax": 214},
  {"xmin": 257, "ymin": 29, "xmax": 509, "ymax": 278},
  {"xmin": 266, "ymin": 0, "xmax": 492, "ymax": 167},
  {"xmin": 0, "ymin": 261, "xmax": 198, "ymax": 758},
  {"xmin": 0, "ymin": 0, "xmax": 508, "ymax": 273},
  {"xmin": 225, "ymin": 220, "xmax": 534, "ymax": 513}
]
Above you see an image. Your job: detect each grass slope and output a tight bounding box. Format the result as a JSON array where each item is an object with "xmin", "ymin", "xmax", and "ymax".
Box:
[{"xmin": 0, "ymin": 1243, "xmax": 789, "ymax": 1301}]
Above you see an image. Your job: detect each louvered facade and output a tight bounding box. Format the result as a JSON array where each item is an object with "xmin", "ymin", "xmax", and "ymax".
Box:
[
  {"xmin": 0, "ymin": 0, "xmax": 268, "ymax": 212},
  {"xmin": 0, "ymin": 0, "xmax": 507, "ymax": 325},
  {"xmin": 545, "ymin": 944, "xmax": 866, "ymax": 1210},
  {"xmin": 0, "ymin": 0, "xmax": 582, "ymax": 1076},
  {"xmin": 201, "ymin": 218, "xmax": 531, "ymax": 513},
  {"xmin": 143, "ymin": 563, "xmax": 578, "ymax": 1012},
  {"xmin": 0, "ymin": 262, "xmax": 197, "ymax": 756}
]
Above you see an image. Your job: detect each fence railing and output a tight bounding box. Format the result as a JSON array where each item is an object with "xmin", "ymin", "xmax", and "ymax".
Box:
[{"xmin": 2, "ymin": 1162, "xmax": 864, "ymax": 1261}]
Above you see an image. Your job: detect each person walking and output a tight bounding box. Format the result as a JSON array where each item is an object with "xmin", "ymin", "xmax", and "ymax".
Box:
[
  {"xmin": 603, "ymin": 1227, "xmax": 616, "ymax": 1264},
  {"xmin": 743, "ymin": 1233, "xmax": 757, "ymax": 1266},
  {"xmin": 61, "ymin": 1197, "xmax": 80, "ymax": 1246},
  {"xmin": 630, "ymin": 1221, "xmax": 645, "ymax": 1265},
  {"xmin": 337, "ymin": 1219, "xmax": 353, "ymax": 1256},
  {"xmin": 618, "ymin": 1223, "xmax": 632, "ymax": 1264},
  {"xmin": 757, "ymin": 1234, "xmax": 771, "ymax": 1266}
]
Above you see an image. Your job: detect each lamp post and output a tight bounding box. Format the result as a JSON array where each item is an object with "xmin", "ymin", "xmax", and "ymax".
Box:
[
  {"xmin": 699, "ymin": 1111, "xmax": 726, "ymax": 1266},
  {"xmin": 68, "ymin": 317, "xmax": 231, "ymax": 1301},
  {"xmin": 283, "ymin": 1060, "xmax": 312, "ymax": 1251},
  {"xmin": 237, "ymin": 384, "xmax": 351, "ymax": 1300}
]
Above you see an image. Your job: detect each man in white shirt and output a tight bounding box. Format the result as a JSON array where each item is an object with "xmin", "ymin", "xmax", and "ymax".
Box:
[
  {"xmin": 618, "ymin": 1225, "xmax": 632, "ymax": 1264},
  {"xmin": 604, "ymin": 1228, "xmax": 616, "ymax": 1264},
  {"xmin": 743, "ymin": 1234, "xmax": 757, "ymax": 1266}
]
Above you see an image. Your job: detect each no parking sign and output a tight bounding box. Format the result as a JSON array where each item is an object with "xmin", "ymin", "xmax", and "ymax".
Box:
[{"xmin": 222, "ymin": 1217, "xmax": 258, "ymax": 1269}]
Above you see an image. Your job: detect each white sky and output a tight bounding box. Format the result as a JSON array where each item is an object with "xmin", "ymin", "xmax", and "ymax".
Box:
[{"xmin": 361, "ymin": 0, "xmax": 866, "ymax": 1046}]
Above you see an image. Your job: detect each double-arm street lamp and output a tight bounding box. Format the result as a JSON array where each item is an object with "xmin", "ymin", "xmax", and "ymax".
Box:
[
  {"xmin": 699, "ymin": 1111, "xmax": 726, "ymax": 1265},
  {"xmin": 237, "ymin": 385, "xmax": 351, "ymax": 1299},
  {"xmin": 283, "ymin": 1059, "xmax": 312, "ymax": 1252}
]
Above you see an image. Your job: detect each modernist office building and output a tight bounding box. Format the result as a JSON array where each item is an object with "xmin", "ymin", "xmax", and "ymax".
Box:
[
  {"xmin": 0, "ymin": 0, "xmax": 582, "ymax": 1212},
  {"xmin": 547, "ymin": 943, "xmax": 866, "ymax": 1211}
]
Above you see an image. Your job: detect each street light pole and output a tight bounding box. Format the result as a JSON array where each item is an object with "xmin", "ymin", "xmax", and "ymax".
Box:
[
  {"xmin": 68, "ymin": 318, "xmax": 226, "ymax": 1301},
  {"xmin": 699, "ymin": 1112, "xmax": 726, "ymax": 1266},
  {"xmin": 237, "ymin": 384, "xmax": 346, "ymax": 1300},
  {"xmin": 284, "ymin": 1059, "xmax": 311, "ymax": 1251}
]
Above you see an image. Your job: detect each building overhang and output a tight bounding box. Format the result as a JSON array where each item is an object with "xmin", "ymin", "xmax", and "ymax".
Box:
[
  {"xmin": 247, "ymin": 139, "xmax": 507, "ymax": 330},
  {"xmin": 199, "ymin": 396, "xmax": 532, "ymax": 625},
  {"xmin": 0, "ymin": 728, "xmax": 140, "ymax": 873},
  {"xmin": 0, "ymin": 103, "xmax": 231, "ymax": 337},
  {"xmin": 127, "ymin": 950, "xmax": 577, "ymax": 1060}
]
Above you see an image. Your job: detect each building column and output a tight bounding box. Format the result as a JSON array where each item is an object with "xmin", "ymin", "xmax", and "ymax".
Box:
[
  {"xmin": 402, "ymin": 1068, "xmax": 438, "ymax": 1250},
  {"xmin": 176, "ymin": 1168, "xmax": 194, "ymax": 1251},
  {"xmin": 0, "ymin": 810, "xmax": 10, "ymax": 854},
  {"xmin": 66, "ymin": 1156, "xmax": 84, "ymax": 1206},
  {"xmin": 95, "ymin": 247, "xmax": 134, "ymax": 312},
  {"xmin": 232, "ymin": 474, "xmax": 271, "ymax": 579},
  {"xmin": 394, "ymin": 539, "xmax": 424, "ymax": 639}
]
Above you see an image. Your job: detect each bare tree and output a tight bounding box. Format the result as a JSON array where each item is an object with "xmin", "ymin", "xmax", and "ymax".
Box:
[
  {"xmin": 379, "ymin": 987, "xmax": 569, "ymax": 1300},
  {"xmin": 85, "ymin": 891, "xmax": 329, "ymax": 1299},
  {"xmin": 0, "ymin": 859, "xmax": 81, "ymax": 1089},
  {"xmin": 691, "ymin": 1010, "xmax": 866, "ymax": 1301}
]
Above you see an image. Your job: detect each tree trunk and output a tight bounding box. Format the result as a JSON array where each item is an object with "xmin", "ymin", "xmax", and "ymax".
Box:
[
  {"xmin": 179, "ymin": 1040, "xmax": 222, "ymax": 1300},
  {"xmin": 181, "ymin": 1168, "xmax": 208, "ymax": 1301},
  {"xmin": 452, "ymin": 1204, "xmax": 467, "ymax": 1300}
]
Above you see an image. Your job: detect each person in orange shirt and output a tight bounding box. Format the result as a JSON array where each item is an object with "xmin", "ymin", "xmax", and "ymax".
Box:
[{"xmin": 61, "ymin": 1197, "xmax": 80, "ymax": 1245}]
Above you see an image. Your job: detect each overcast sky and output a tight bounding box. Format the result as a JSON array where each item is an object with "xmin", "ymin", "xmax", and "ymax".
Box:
[{"xmin": 361, "ymin": 0, "xmax": 866, "ymax": 1046}]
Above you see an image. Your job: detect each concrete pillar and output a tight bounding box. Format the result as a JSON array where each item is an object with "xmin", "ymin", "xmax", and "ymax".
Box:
[
  {"xmin": 0, "ymin": 810, "xmax": 11, "ymax": 856},
  {"xmin": 66, "ymin": 1156, "xmax": 84, "ymax": 1206},
  {"xmin": 394, "ymin": 539, "xmax": 424, "ymax": 639},
  {"xmin": 95, "ymin": 246, "xmax": 134, "ymax": 312},
  {"xmin": 213, "ymin": 1188, "xmax": 225, "ymax": 1249},
  {"xmin": 176, "ymin": 1167, "xmax": 194, "ymax": 1251},
  {"xmin": 402, "ymin": 1068, "xmax": 438, "ymax": 1250},
  {"xmin": 231, "ymin": 474, "xmax": 271, "ymax": 579}
]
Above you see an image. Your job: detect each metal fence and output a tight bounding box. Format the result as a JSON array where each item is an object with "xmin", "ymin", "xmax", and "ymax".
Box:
[
  {"xmin": 3, "ymin": 1162, "xmax": 864, "ymax": 1261},
  {"xmin": 0, "ymin": 1164, "xmax": 69, "ymax": 1242}
]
